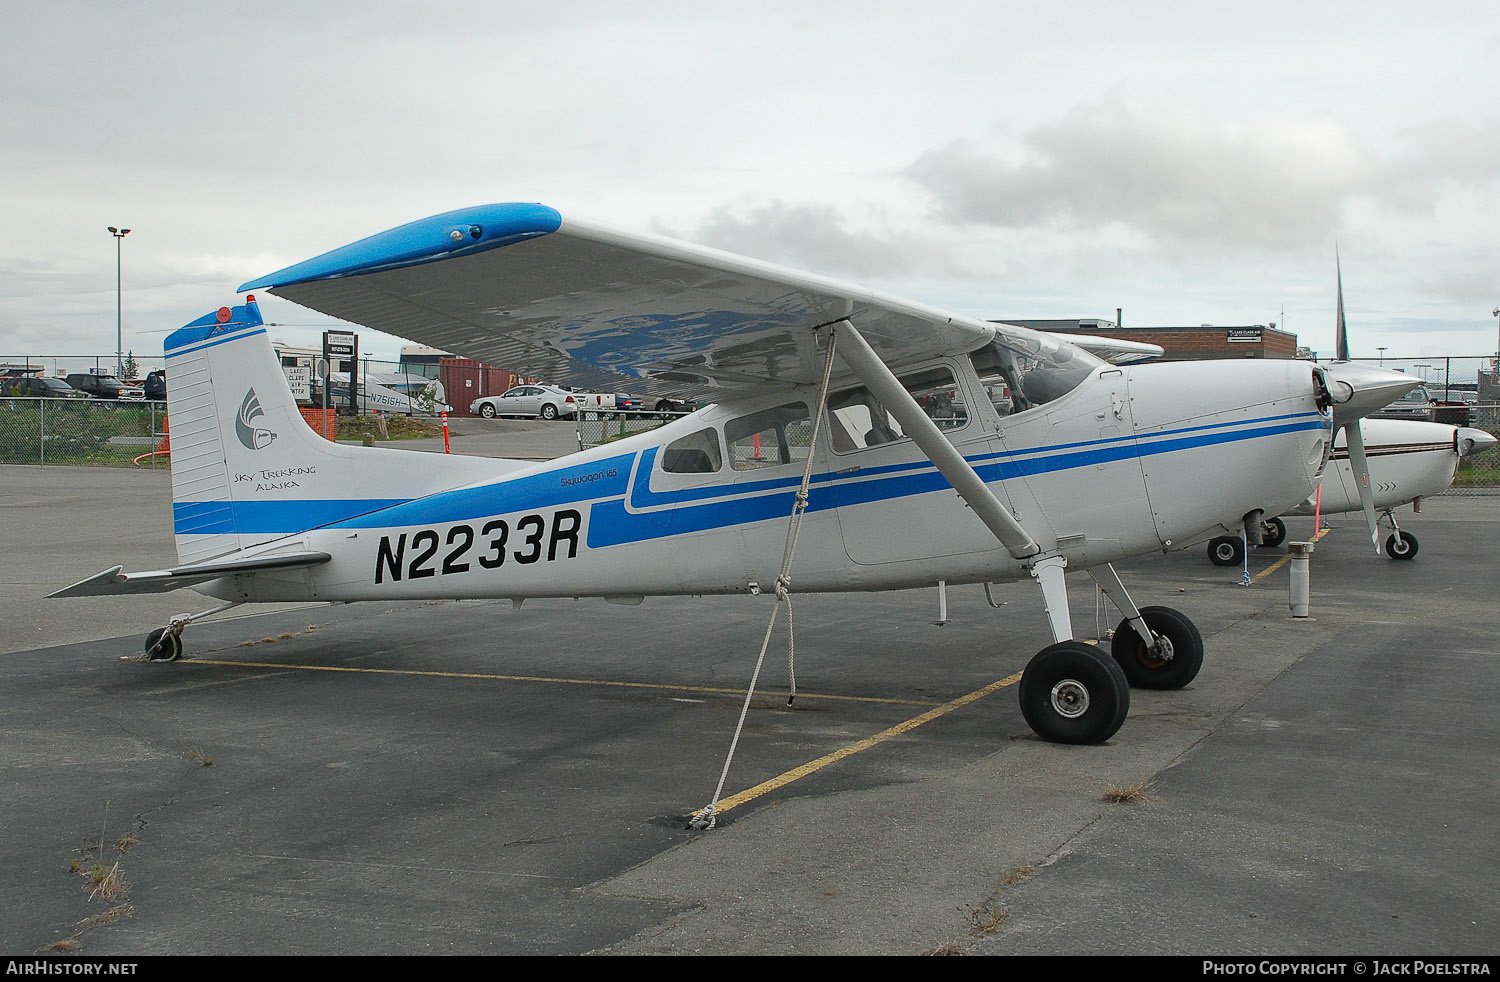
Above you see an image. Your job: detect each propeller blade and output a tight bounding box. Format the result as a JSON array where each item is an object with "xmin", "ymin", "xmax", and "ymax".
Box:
[
  {"xmin": 1335, "ymin": 250, "xmax": 1349, "ymax": 361},
  {"xmin": 1343, "ymin": 420, "xmax": 1382, "ymax": 554}
]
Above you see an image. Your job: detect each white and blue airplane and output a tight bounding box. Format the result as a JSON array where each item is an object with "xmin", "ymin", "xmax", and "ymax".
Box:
[
  {"xmin": 1206, "ymin": 417, "xmax": 1496, "ymax": 564},
  {"xmin": 1205, "ymin": 259, "xmax": 1497, "ymax": 565},
  {"xmin": 50, "ymin": 202, "xmax": 1416, "ymax": 745}
]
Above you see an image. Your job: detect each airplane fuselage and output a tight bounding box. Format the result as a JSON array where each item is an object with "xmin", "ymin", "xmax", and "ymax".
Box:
[
  {"xmin": 1289, "ymin": 417, "xmax": 1461, "ymax": 515},
  {"xmin": 206, "ymin": 356, "xmax": 1332, "ymax": 605}
]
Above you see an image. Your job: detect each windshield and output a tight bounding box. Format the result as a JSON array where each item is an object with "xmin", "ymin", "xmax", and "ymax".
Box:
[{"xmin": 970, "ymin": 332, "xmax": 1105, "ymax": 415}]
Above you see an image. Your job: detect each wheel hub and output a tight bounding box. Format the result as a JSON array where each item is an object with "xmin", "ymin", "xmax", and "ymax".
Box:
[
  {"xmin": 1049, "ymin": 678, "xmax": 1090, "ymax": 718},
  {"xmin": 1143, "ymin": 635, "xmax": 1175, "ymax": 668}
]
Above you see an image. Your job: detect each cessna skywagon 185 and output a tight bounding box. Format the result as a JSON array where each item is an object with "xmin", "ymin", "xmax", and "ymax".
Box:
[{"xmin": 51, "ymin": 202, "xmax": 1418, "ymax": 745}]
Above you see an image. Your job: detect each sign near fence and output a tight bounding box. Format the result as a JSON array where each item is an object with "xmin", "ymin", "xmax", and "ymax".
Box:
[{"xmin": 283, "ymin": 366, "xmax": 311, "ymax": 401}]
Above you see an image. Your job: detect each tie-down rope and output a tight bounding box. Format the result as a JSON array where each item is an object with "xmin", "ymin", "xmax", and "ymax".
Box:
[{"xmin": 690, "ymin": 325, "xmax": 841, "ymax": 831}]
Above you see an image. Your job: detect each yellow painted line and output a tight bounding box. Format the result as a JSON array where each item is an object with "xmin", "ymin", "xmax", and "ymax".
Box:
[
  {"xmin": 1252, "ymin": 554, "xmax": 1292, "ymax": 582},
  {"xmin": 702, "ymin": 671, "xmax": 1024, "ymax": 819},
  {"xmin": 1251, "ymin": 525, "xmax": 1333, "ymax": 583},
  {"xmin": 192, "ymin": 654, "xmax": 1022, "ymax": 821},
  {"xmin": 185, "ymin": 658, "xmax": 943, "ymax": 708}
]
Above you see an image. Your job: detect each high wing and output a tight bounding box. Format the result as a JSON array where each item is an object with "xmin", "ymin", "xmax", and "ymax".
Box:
[{"xmin": 238, "ymin": 203, "xmax": 1005, "ymax": 401}]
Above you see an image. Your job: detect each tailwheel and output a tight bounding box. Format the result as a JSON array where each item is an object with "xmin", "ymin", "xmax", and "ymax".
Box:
[
  {"xmin": 1385, "ymin": 530, "xmax": 1418, "ymax": 560},
  {"xmin": 143, "ymin": 627, "xmax": 183, "ymax": 662},
  {"xmin": 1110, "ymin": 605, "xmax": 1204, "ymax": 690},
  {"xmin": 1260, "ymin": 516, "xmax": 1287, "ymax": 548},
  {"xmin": 1207, "ymin": 536, "xmax": 1244, "ymax": 566},
  {"xmin": 1019, "ymin": 641, "xmax": 1130, "ymax": 744}
]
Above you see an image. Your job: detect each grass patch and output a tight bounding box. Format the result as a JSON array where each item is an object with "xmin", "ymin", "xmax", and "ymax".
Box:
[
  {"xmin": 1002, "ymin": 864, "xmax": 1040, "ymax": 885},
  {"xmin": 69, "ymin": 803, "xmax": 138, "ymax": 905},
  {"xmin": 40, "ymin": 937, "xmax": 83, "ymax": 953},
  {"xmin": 78, "ymin": 905, "xmax": 134, "ymax": 929},
  {"xmin": 334, "ymin": 414, "xmax": 443, "ymax": 442},
  {"xmin": 1101, "ymin": 779, "xmax": 1157, "ymax": 804}
]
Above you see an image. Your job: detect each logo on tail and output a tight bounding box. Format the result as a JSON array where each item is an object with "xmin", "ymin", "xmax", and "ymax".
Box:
[{"xmin": 236, "ymin": 389, "xmax": 277, "ymax": 450}]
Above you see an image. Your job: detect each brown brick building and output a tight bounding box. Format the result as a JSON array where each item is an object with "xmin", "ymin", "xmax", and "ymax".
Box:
[{"xmin": 999, "ymin": 318, "xmax": 1301, "ymax": 361}]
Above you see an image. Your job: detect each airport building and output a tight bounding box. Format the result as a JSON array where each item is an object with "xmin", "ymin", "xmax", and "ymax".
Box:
[{"xmin": 1002, "ymin": 317, "xmax": 1301, "ymax": 361}]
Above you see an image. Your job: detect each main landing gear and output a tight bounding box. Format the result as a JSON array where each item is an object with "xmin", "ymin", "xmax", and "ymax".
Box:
[
  {"xmin": 1018, "ymin": 559, "xmax": 1205, "ymax": 744},
  {"xmin": 1019, "ymin": 641, "xmax": 1130, "ymax": 745},
  {"xmin": 1207, "ymin": 515, "xmax": 1285, "ymax": 566},
  {"xmin": 138, "ymin": 601, "xmax": 240, "ymax": 662}
]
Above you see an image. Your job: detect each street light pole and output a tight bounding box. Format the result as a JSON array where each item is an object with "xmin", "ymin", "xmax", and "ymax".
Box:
[
  {"xmin": 1377, "ymin": 346, "xmax": 1386, "ymax": 366},
  {"xmin": 108, "ymin": 226, "xmax": 131, "ymax": 377},
  {"xmin": 1492, "ymin": 307, "xmax": 1499, "ymax": 381}
]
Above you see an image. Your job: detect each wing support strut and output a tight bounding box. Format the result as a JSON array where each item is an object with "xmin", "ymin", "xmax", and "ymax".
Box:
[
  {"xmin": 1087, "ymin": 563, "xmax": 1154, "ymax": 645},
  {"xmin": 831, "ymin": 320, "xmax": 1041, "ymax": 560}
]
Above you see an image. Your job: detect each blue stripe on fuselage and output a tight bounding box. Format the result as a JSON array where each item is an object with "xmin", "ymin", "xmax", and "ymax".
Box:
[
  {"xmin": 172, "ymin": 413, "xmax": 1327, "ymax": 544},
  {"xmin": 584, "ymin": 412, "xmax": 1328, "ymax": 548},
  {"xmin": 171, "ymin": 453, "xmax": 634, "ymax": 537}
]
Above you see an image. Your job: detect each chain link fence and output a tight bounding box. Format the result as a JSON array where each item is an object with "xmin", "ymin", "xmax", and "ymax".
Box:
[
  {"xmin": 577, "ymin": 409, "xmax": 687, "ymax": 451},
  {"xmin": 6, "ymin": 354, "xmax": 1499, "ymax": 493},
  {"xmin": 1321, "ymin": 355, "xmax": 1500, "ymax": 493},
  {"xmin": 0, "ymin": 398, "xmax": 169, "ymax": 468}
]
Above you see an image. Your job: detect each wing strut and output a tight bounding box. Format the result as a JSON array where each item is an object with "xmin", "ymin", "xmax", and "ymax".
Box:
[{"xmin": 832, "ymin": 319, "xmax": 1041, "ymax": 560}]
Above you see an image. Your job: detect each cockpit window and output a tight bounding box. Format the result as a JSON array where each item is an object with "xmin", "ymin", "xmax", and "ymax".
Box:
[
  {"xmin": 725, "ymin": 402, "xmax": 813, "ymax": 470},
  {"xmin": 826, "ymin": 365, "xmax": 968, "ymax": 453},
  {"xmin": 970, "ymin": 333, "xmax": 1104, "ymax": 416}
]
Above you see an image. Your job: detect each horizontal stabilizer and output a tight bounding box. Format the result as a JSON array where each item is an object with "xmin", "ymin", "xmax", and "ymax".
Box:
[{"xmin": 47, "ymin": 552, "xmax": 332, "ymax": 598}]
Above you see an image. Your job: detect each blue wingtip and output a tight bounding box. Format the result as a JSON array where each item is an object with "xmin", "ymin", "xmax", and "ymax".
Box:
[{"xmin": 237, "ymin": 202, "xmax": 563, "ymax": 292}]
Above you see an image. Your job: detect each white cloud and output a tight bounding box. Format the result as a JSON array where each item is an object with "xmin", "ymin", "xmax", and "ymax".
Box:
[{"xmin": 906, "ymin": 99, "xmax": 1379, "ymax": 252}]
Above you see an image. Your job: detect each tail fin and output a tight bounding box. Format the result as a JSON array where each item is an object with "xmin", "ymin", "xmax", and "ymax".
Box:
[{"xmin": 164, "ymin": 297, "xmax": 516, "ymax": 564}]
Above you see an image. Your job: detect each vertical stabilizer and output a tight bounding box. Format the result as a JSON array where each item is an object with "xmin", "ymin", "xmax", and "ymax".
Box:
[{"xmin": 163, "ymin": 297, "xmax": 514, "ymax": 564}]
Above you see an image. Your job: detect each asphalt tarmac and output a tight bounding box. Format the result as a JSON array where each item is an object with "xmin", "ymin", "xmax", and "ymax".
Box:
[{"xmin": 3, "ymin": 440, "xmax": 1497, "ymax": 958}]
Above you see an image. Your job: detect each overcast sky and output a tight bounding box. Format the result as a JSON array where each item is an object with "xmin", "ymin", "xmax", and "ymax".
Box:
[{"xmin": 4, "ymin": 0, "xmax": 1498, "ymax": 369}]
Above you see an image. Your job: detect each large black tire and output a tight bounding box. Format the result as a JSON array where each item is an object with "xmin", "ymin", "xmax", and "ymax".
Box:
[
  {"xmin": 1110, "ymin": 605, "xmax": 1204, "ymax": 690},
  {"xmin": 1019, "ymin": 641, "xmax": 1130, "ymax": 744},
  {"xmin": 1386, "ymin": 530, "xmax": 1418, "ymax": 560},
  {"xmin": 478, "ymin": 403, "xmax": 497, "ymax": 419},
  {"xmin": 540, "ymin": 404, "xmax": 559, "ymax": 421},
  {"xmin": 1207, "ymin": 536, "xmax": 1244, "ymax": 566},
  {"xmin": 1260, "ymin": 516, "xmax": 1287, "ymax": 548}
]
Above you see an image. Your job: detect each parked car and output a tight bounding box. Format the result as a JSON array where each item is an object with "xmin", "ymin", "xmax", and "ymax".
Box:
[
  {"xmin": 1434, "ymin": 388, "xmax": 1478, "ymax": 405},
  {"xmin": 469, "ymin": 384, "xmax": 578, "ymax": 420},
  {"xmin": 4, "ymin": 376, "xmax": 85, "ymax": 398},
  {"xmin": 65, "ymin": 373, "xmax": 145, "ymax": 400},
  {"xmin": 1370, "ymin": 384, "xmax": 1435, "ymax": 422},
  {"xmin": 143, "ymin": 370, "xmax": 166, "ymax": 401}
]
